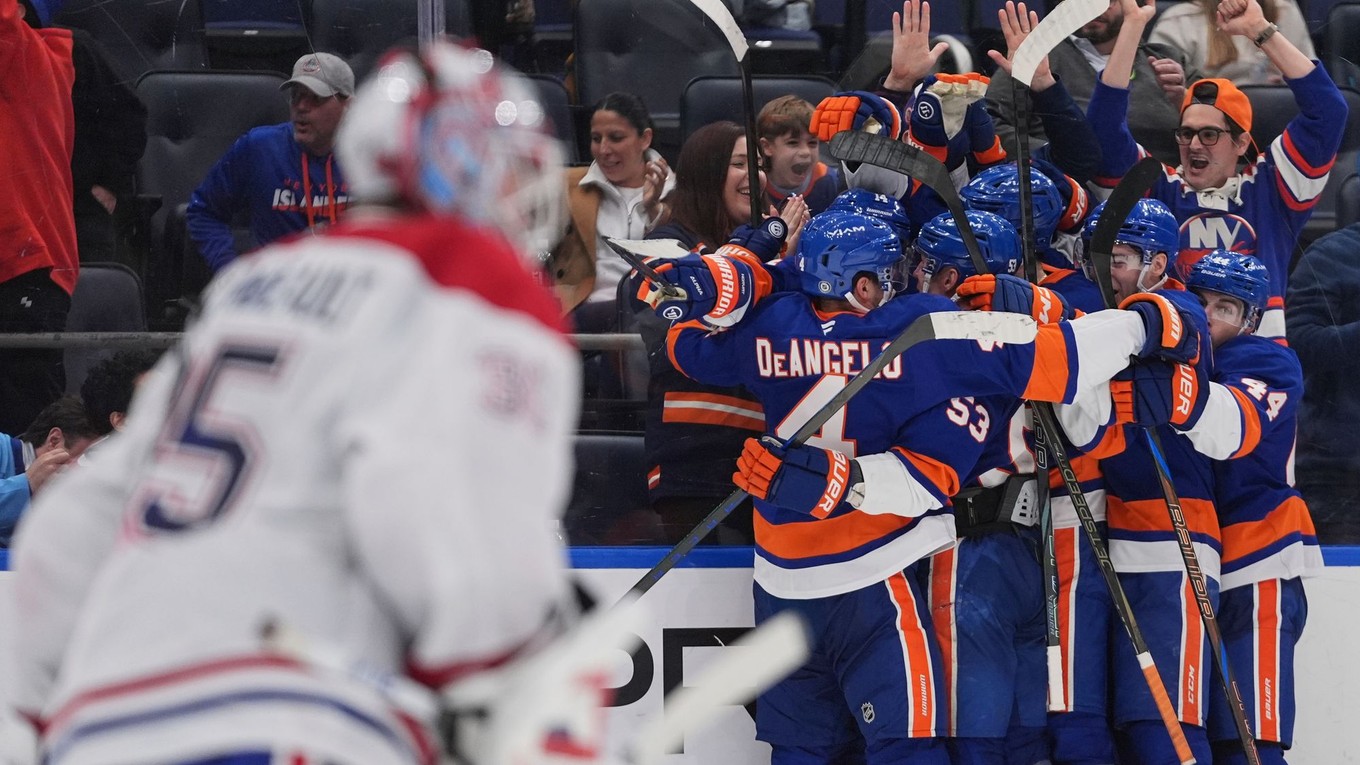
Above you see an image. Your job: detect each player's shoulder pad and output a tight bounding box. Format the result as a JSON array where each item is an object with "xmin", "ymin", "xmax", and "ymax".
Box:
[{"xmin": 1216, "ymin": 334, "xmax": 1304, "ymax": 389}]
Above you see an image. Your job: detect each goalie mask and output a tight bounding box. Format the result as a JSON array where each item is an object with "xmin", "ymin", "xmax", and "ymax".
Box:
[
  {"xmin": 796, "ymin": 211, "xmax": 905, "ymax": 312},
  {"xmin": 335, "ymin": 42, "xmax": 566, "ymax": 260}
]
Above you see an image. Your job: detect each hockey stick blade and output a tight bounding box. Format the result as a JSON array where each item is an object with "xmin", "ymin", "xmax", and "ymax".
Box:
[
  {"xmin": 624, "ymin": 310, "xmax": 1040, "ymax": 600},
  {"xmin": 604, "ymin": 236, "xmax": 686, "ymax": 303},
  {"xmin": 1012, "ymin": 0, "xmax": 1109, "ymax": 87},
  {"xmin": 1089, "ymin": 157, "xmax": 1164, "ymax": 310},
  {"xmin": 687, "ymin": 0, "xmax": 760, "ymax": 226},
  {"xmin": 688, "ymin": 0, "xmax": 747, "ymax": 62},
  {"xmin": 829, "ymin": 131, "xmax": 990, "ymax": 277},
  {"xmin": 630, "ymin": 611, "xmax": 811, "ymax": 765}
]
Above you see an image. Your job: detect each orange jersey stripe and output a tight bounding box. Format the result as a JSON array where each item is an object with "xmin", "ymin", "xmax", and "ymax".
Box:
[
  {"xmin": 661, "ymin": 391, "xmax": 764, "ymax": 430},
  {"xmin": 1220, "ymin": 496, "xmax": 1316, "ymax": 563},
  {"xmin": 1055, "ymin": 527, "xmax": 1080, "ymax": 712},
  {"xmin": 1255, "ymin": 579, "xmax": 1283, "ymax": 742},
  {"xmin": 1180, "ymin": 576, "xmax": 1204, "ymax": 725},
  {"xmin": 930, "ymin": 548, "xmax": 959, "ymax": 735},
  {"xmin": 895, "ymin": 447, "xmax": 961, "ymax": 499},
  {"xmin": 888, "ymin": 572, "xmax": 938, "ymax": 738},
  {"xmin": 665, "ymin": 320, "xmax": 709, "ymax": 376},
  {"xmin": 1048, "ymin": 453, "xmax": 1103, "ymax": 489},
  {"xmin": 1108, "ymin": 497, "xmax": 1220, "ymax": 541},
  {"xmin": 753, "ymin": 510, "xmax": 913, "ymax": 560},
  {"xmin": 1022, "ymin": 325, "xmax": 1071, "ymax": 403}
]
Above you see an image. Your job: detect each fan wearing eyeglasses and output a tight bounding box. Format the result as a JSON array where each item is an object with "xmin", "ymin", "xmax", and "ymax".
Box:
[{"xmin": 1086, "ymin": 0, "xmax": 1346, "ymax": 340}]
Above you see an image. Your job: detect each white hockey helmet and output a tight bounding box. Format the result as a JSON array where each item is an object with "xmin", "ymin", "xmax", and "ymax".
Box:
[{"xmin": 335, "ymin": 42, "xmax": 567, "ymax": 260}]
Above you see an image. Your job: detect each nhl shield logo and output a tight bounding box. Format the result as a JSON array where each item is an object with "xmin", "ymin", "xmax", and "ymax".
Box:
[
  {"xmin": 661, "ymin": 305, "xmax": 684, "ymax": 321},
  {"xmin": 861, "ymin": 702, "xmax": 875, "ymax": 723}
]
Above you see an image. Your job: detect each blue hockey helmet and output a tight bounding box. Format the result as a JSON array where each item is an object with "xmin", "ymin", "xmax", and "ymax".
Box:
[
  {"xmin": 1186, "ymin": 249, "xmax": 1270, "ymax": 330},
  {"xmin": 913, "ymin": 210, "xmax": 1022, "ymax": 285},
  {"xmin": 826, "ymin": 188, "xmax": 915, "ymax": 244},
  {"xmin": 960, "ymin": 163, "xmax": 1063, "ymax": 247},
  {"xmin": 797, "ymin": 211, "xmax": 905, "ymax": 306},
  {"xmin": 1081, "ymin": 198, "xmax": 1180, "ymax": 264}
]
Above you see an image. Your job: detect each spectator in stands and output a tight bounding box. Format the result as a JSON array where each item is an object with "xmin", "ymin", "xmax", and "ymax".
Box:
[
  {"xmin": 1287, "ymin": 222, "xmax": 1360, "ymax": 544},
  {"xmin": 634, "ymin": 121, "xmax": 806, "ymax": 545},
  {"xmin": 0, "ymin": 395, "xmax": 97, "ymax": 546},
  {"xmin": 1151, "ymin": 0, "xmax": 1314, "ymax": 85},
  {"xmin": 549, "ymin": 92, "xmax": 674, "ymax": 325},
  {"xmin": 758, "ymin": 94, "xmax": 841, "ymax": 216},
  {"xmin": 65, "ymin": 22, "xmax": 147, "ymax": 265},
  {"xmin": 987, "ymin": 0, "xmax": 1199, "ymax": 167},
  {"xmin": 1088, "ymin": 0, "xmax": 1345, "ymax": 340},
  {"xmin": 80, "ymin": 348, "xmax": 161, "ymax": 438},
  {"xmin": 186, "ymin": 52, "xmax": 354, "ymax": 274},
  {"xmin": 1, "ymin": 0, "xmax": 77, "ymax": 436}
]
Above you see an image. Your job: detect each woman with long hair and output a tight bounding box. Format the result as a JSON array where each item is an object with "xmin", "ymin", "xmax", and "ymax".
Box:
[{"xmin": 1151, "ymin": 0, "xmax": 1314, "ymax": 84}]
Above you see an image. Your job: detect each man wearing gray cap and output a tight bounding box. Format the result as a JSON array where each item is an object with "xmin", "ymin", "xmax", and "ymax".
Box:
[{"xmin": 186, "ymin": 52, "xmax": 355, "ymax": 273}]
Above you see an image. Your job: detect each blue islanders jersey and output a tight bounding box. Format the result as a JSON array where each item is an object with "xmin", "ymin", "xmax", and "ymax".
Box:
[
  {"xmin": 667, "ymin": 292, "xmax": 1086, "ymax": 599},
  {"xmin": 1087, "ymin": 66, "xmax": 1347, "ymax": 339},
  {"xmin": 1184, "ymin": 335, "xmax": 1323, "ymax": 590}
]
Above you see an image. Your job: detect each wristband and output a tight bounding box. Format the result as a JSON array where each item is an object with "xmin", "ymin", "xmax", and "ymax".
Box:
[{"xmin": 1252, "ymin": 22, "xmax": 1279, "ymax": 47}]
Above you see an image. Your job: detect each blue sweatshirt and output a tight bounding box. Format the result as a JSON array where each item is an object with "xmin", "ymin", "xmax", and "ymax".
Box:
[
  {"xmin": 1, "ymin": 435, "xmax": 32, "ymax": 546},
  {"xmin": 186, "ymin": 122, "xmax": 350, "ymax": 272}
]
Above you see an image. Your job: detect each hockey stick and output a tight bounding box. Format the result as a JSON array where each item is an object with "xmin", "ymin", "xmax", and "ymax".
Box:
[
  {"xmin": 1029, "ymin": 404, "xmax": 1195, "ymax": 762},
  {"xmin": 625, "ymin": 310, "xmax": 1042, "ymax": 599},
  {"xmin": 1143, "ymin": 429, "xmax": 1260, "ymax": 764},
  {"xmin": 1087, "ymin": 156, "xmax": 1163, "ymax": 310},
  {"xmin": 828, "ymin": 131, "xmax": 989, "ymax": 276},
  {"xmin": 630, "ymin": 611, "xmax": 810, "ymax": 764},
  {"xmin": 604, "ymin": 236, "xmax": 686, "ymax": 303},
  {"xmin": 1011, "ymin": 0, "xmax": 1109, "ymax": 88},
  {"xmin": 688, "ymin": 0, "xmax": 762, "ymax": 228},
  {"xmin": 1004, "ymin": 44, "xmax": 1070, "ymax": 710}
]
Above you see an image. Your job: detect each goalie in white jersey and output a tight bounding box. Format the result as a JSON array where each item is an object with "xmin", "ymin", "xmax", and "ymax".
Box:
[{"xmin": 1, "ymin": 43, "xmax": 593, "ymax": 765}]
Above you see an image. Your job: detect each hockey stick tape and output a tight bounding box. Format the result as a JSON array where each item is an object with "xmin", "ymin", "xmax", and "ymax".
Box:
[{"xmin": 1012, "ymin": 0, "xmax": 1109, "ymax": 88}]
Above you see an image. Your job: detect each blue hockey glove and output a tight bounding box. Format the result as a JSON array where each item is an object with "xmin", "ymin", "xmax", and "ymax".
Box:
[
  {"xmin": 639, "ymin": 250, "xmax": 772, "ymax": 328},
  {"xmin": 1119, "ymin": 292, "xmax": 1203, "ymax": 365},
  {"xmin": 810, "ymin": 91, "xmax": 903, "ymax": 141},
  {"xmin": 724, "ymin": 216, "xmax": 789, "ymax": 262},
  {"xmin": 1110, "ymin": 360, "xmax": 1209, "ymax": 429},
  {"xmin": 734, "ymin": 436, "xmax": 855, "ymax": 519},
  {"xmin": 1032, "ymin": 156, "xmax": 1091, "ymax": 234},
  {"xmin": 955, "ymin": 274, "xmax": 1074, "ymax": 324},
  {"xmin": 909, "ymin": 73, "xmax": 999, "ymax": 169}
]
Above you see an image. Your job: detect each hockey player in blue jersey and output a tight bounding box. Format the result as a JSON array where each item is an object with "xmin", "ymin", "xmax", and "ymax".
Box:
[
  {"xmin": 1119, "ymin": 251, "xmax": 1322, "ymax": 764},
  {"xmin": 1088, "ymin": 0, "xmax": 1346, "ymax": 339},
  {"xmin": 912, "ymin": 209, "xmax": 1057, "ymax": 763},
  {"xmin": 651, "ymin": 206, "xmax": 1204, "ymax": 764}
]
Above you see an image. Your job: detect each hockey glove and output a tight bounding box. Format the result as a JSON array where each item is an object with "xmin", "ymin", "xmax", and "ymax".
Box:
[
  {"xmin": 1110, "ymin": 360, "xmax": 1209, "ymax": 429},
  {"xmin": 1119, "ymin": 292, "xmax": 1202, "ymax": 365},
  {"xmin": 734, "ymin": 436, "xmax": 855, "ymax": 519},
  {"xmin": 955, "ymin": 274, "xmax": 1074, "ymax": 324},
  {"xmin": 909, "ymin": 73, "xmax": 996, "ymax": 169},
  {"xmin": 640, "ymin": 250, "xmax": 771, "ymax": 328},
  {"xmin": 810, "ymin": 91, "xmax": 903, "ymax": 142},
  {"xmin": 722, "ymin": 216, "xmax": 789, "ymax": 262}
]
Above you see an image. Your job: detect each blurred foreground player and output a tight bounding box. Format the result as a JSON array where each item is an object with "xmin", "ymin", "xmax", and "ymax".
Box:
[{"xmin": 1, "ymin": 42, "xmax": 595, "ymax": 765}]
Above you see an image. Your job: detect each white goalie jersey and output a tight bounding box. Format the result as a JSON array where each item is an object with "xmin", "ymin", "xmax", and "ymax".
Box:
[{"xmin": 6, "ymin": 215, "xmax": 582, "ymax": 765}]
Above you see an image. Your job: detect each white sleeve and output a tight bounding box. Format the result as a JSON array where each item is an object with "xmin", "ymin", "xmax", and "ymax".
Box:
[
  {"xmin": 1066, "ymin": 310, "xmax": 1144, "ymax": 392},
  {"xmin": 341, "ymin": 294, "xmax": 582, "ymax": 690},
  {"xmin": 1175, "ymin": 382, "xmax": 1246, "ymax": 459},
  {"xmin": 6, "ymin": 360, "xmax": 179, "ymax": 716},
  {"xmin": 850, "ymin": 453, "xmax": 943, "ymax": 518},
  {"xmin": 1055, "ymin": 380, "xmax": 1116, "ymax": 451}
]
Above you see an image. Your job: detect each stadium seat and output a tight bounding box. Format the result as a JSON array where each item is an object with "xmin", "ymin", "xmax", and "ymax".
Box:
[
  {"xmin": 1337, "ymin": 172, "xmax": 1360, "ymax": 229},
  {"xmin": 198, "ymin": 0, "xmax": 311, "ymax": 74},
  {"xmin": 563, "ymin": 434, "xmax": 661, "ymax": 545},
  {"xmin": 678, "ymin": 74, "xmax": 836, "ymax": 147},
  {"xmin": 134, "ymin": 70, "xmax": 290, "ymax": 324},
  {"xmin": 308, "ymin": 0, "xmax": 472, "ymax": 81},
  {"xmin": 55, "ymin": 0, "xmax": 206, "ymax": 86},
  {"xmin": 573, "ymin": 0, "xmax": 742, "ymax": 161},
  {"xmin": 1323, "ymin": 2, "xmax": 1360, "ymax": 88},
  {"xmin": 524, "ymin": 74, "xmax": 580, "ymax": 164},
  {"xmin": 63, "ymin": 263, "xmax": 147, "ymax": 394}
]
